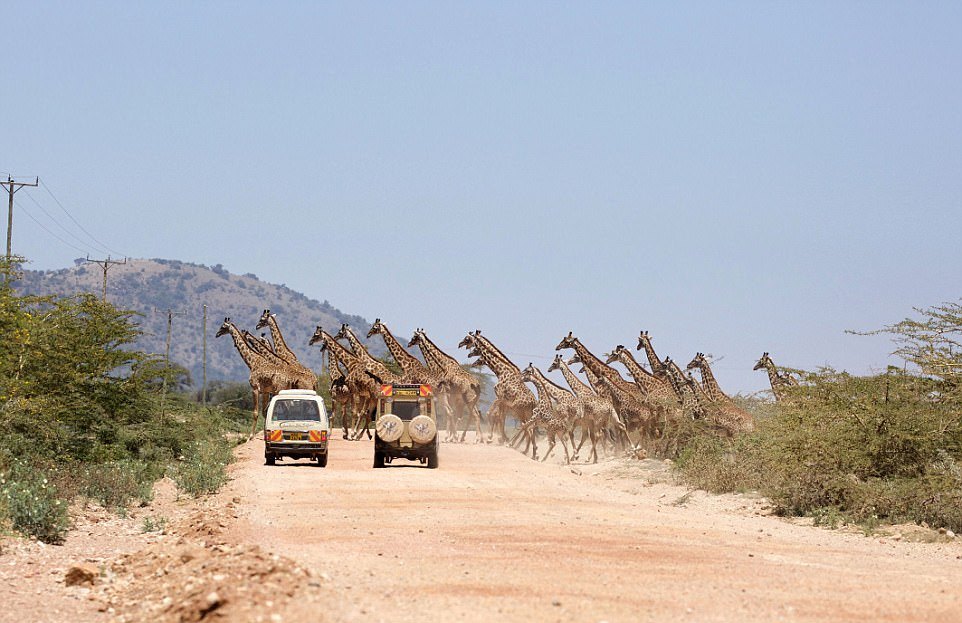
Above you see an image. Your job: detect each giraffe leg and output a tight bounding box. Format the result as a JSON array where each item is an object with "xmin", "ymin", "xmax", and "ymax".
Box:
[
  {"xmin": 249, "ymin": 388, "xmax": 260, "ymax": 440},
  {"xmin": 559, "ymin": 432, "xmax": 571, "ymax": 465}
]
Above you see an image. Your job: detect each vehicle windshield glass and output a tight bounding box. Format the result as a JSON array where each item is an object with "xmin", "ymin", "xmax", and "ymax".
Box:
[
  {"xmin": 272, "ymin": 399, "xmax": 320, "ymax": 421},
  {"xmin": 389, "ymin": 400, "xmax": 420, "ymax": 421}
]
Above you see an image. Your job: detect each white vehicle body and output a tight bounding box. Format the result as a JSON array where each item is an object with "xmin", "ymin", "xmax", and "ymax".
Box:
[{"xmin": 263, "ymin": 389, "xmax": 330, "ymax": 467}]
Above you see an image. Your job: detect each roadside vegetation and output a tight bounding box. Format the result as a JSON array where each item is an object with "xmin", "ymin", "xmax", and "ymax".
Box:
[
  {"xmin": 675, "ymin": 302, "xmax": 962, "ymax": 533},
  {"xmin": 0, "ymin": 257, "xmax": 247, "ymax": 543}
]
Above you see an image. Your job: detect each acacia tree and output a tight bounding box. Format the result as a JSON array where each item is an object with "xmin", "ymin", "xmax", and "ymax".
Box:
[{"xmin": 869, "ymin": 300, "xmax": 962, "ymax": 402}]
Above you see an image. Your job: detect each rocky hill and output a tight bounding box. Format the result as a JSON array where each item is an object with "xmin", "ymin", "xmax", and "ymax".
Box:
[{"xmin": 15, "ymin": 258, "xmax": 386, "ymax": 385}]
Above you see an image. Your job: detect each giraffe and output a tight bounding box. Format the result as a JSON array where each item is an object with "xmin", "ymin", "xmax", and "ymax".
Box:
[
  {"xmin": 322, "ymin": 341, "xmax": 352, "ymax": 438},
  {"xmin": 309, "ymin": 327, "xmax": 381, "ymax": 440},
  {"xmin": 516, "ymin": 363, "xmax": 572, "ymax": 464},
  {"xmin": 520, "ymin": 362, "xmax": 585, "ymax": 461},
  {"xmin": 548, "ymin": 354, "xmax": 617, "ymax": 463},
  {"xmin": 334, "ymin": 324, "xmax": 400, "ymax": 384},
  {"xmin": 459, "ymin": 331, "xmax": 537, "ymax": 456},
  {"xmin": 662, "ymin": 357, "xmax": 703, "ymax": 421},
  {"xmin": 241, "ymin": 325, "xmax": 316, "ymax": 392},
  {"xmin": 216, "ymin": 318, "xmax": 289, "ymax": 439},
  {"xmin": 636, "ymin": 330, "xmax": 670, "ymax": 382},
  {"xmin": 408, "ymin": 329, "xmax": 484, "ymax": 443},
  {"xmin": 555, "ymin": 332, "xmax": 656, "ymax": 437},
  {"xmin": 366, "ymin": 319, "xmax": 463, "ymax": 441},
  {"xmin": 687, "ymin": 353, "xmax": 755, "ymax": 437},
  {"xmin": 256, "ymin": 309, "xmax": 300, "ymax": 365},
  {"xmin": 566, "ymin": 355, "xmax": 633, "ymax": 453},
  {"xmin": 367, "ymin": 319, "xmax": 435, "ymax": 383},
  {"xmin": 606, "ymin": 345, "xmax": 680, "ymax": 429},
  {"xmin": 753, "ymin": 352, "xmax": 798, "ymax": 402}
]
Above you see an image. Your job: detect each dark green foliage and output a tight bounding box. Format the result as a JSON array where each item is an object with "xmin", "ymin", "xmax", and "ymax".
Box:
[{"xmin": 0, "ymin": 257, "xmax": 241, "ymax": 541}]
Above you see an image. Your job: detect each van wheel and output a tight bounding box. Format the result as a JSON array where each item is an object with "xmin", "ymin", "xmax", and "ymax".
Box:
[
  {"xmin": 427, "ymin": 451, "xmax": 439, "ymax": 469},
  {"xmin": 317, "ymin": 453, "xmax": 328, "ymax": 468},
  {"xmin": 265, "ymin": 454, "xmax": 276, "ymax": 466},
  {"xmin": 373, "ymin": 451, "xmax": 385, "ymax": 469}
]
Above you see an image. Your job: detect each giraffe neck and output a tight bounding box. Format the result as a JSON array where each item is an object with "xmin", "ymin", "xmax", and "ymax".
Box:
[
  {"xmin": 325, "ymin": 347, "xmax": 346, "ymax": 381},
  {"xmin": 526, "ymin": 373, "xmax": 553, "ymax": 409},
  {"xmin": 415, "ymin": 339, "xmax": 447, "ymax": 376},
  {"xmin": 764, "ymin": 360, "xmax": 786, "ymax": 387},
  {"xmin": 418, "ymin": 333, "xmax": 459, "ymax": 369},
  {"xmin": 557, "ymin": 361, "xmax": 593, "ymax": 398},
  {"xmin": 580, "ymin": 362, "xmax": 609, "ymax": 395},
  {"xmin": 687, "ymin": 372, "xmax": 712, "ymax": 405},
  {"xmin": 617, "ymin": 350, "xmax": 660, "ymax": 390},
  {"xmin": 571, "ymin": 339, "xmax": 623, "ymax": 385},
  {"xmin": 322, "ymin": 332, "xmax": 363, "ymax": 373},
  {"xmin": 696, "ymin": 360, "xmax": 727, "ymax": 401},
  {"xmin": 378, "ymin": 325, "xmax": 425, "ymax": 376},
  {"xmin": 474, "ymin": 335, "xmax": 520, "ymax": 374},
  {"xmin": 665, "ymin": 361, "xmax": 697, "ymax": 408},
  {"xmin": 474, "ymin": 339, "xmax": 520, "ymax": 381},
  {"xmin": 533, "ymin": 367, "xmax": 572, "ymax": 402},
  {"xmin": 640, "ymin": 338, "xmax": 667, "ymax": 377},
  {"xmin": 227, "ymin": 323, "xmax": 262, "ymax": 368},
  {"xmin": 267, "ymin": 316, "xmax": 298, "ymax": 362}
]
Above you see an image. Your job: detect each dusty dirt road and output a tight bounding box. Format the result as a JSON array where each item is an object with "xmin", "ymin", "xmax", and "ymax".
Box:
[
  {"xmin": 4, "ymin": 435, "xmax": 961, "ymax": 622},
  {"xmin": 227, "ymin": 436, "xmax": 962, "ymax": 623}
]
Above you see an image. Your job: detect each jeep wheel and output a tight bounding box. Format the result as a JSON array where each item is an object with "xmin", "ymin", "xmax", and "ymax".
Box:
[
  {"xmin": 265, "ymin": 454, "xmax": 276, "ymax": 466},
  {"xmin": 317, "ymin": 453, "xmax": 328, "ymax": 468},
  {"xmin": 373, "ymin": 451, "xmax": 385, "ymax": 468},
  {"xmin": 427, "ymin": 450, "xmax": 439, "ymax": 469}
]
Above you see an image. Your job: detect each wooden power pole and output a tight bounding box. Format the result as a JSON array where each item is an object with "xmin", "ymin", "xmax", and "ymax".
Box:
[
  {"xmin": 202, "ymin": 304, "xmax": 208, "ymax": 407},
  {"xmin": 2, "ymin": 176, "xmax": 39, "ymax": 258},
  {"xmin": 155, "ymin": 308, "xmax": 187, "ymax": 418},
  {"xmin": 85, "ymin": 255, "xmax": 127, "ymax": 302}
]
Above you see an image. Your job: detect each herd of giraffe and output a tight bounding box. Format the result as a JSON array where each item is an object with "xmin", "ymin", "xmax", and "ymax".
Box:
[{"xmin": 217, "ymin": 311, "xmax": 797, "ymax": 463}]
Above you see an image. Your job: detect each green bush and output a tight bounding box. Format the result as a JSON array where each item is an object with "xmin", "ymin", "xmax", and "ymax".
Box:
[
  {"xmin": 0, "ymin": 462, "xmax": 69, "ymax": 543},
  {"xmin": 83, "ymin": 459, "xmax": 158, "ymax": 511},
  {"xmin": 173, "ymin": 437, "xmax": 234, "ymax": 497}
]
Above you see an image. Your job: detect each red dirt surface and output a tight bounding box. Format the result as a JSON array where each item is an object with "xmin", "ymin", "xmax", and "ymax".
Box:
[{"xmin": 2, "ymin": 435, "xmax": 961, "ymax": 622}]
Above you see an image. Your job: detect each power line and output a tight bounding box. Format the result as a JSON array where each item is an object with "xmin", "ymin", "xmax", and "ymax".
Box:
[
  {"xmin": 15, "ymin": 199, "xmax": 90, "ymax": 255},
  {"xmin": 40, "ymin": 179, "xmax": 124, "ymax": 257},
  {"xmin": 22, "ymin": 191, "xmax": 107, "ymax": 255}
]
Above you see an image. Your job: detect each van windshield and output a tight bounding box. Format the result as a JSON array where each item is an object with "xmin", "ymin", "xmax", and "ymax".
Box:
[{"xmin": 272, "ymin": 399, "xmax": 320, "ymax": 422}]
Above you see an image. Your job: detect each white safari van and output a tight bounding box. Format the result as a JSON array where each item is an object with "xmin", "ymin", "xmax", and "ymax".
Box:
[{"xmin": 263, "ymin": 390, "xmax": 330, "ymax": 467}]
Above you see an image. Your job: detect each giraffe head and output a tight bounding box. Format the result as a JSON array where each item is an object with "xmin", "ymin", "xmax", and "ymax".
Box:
[
  {"xmin": 520, "ymin": 362, "xmax": 536, "ymax": 383},
  {"xmin": 605, "ymin": 345, "xmax": 628, "ymax": 365},
  {"xmin": 367, "ymin": 318, "xmax": 385, "ymax": 338},
  {"xmin": 547, "ymin": 354, "xmax": 565, "ymax": 373},
  {"xmin": 753, "ymin": 352, "xmax": 772, "ymax": 371},
  {"xmin": 407, "ymin": 329, "xmax": 423, "ymax": 349},
  {"xmin": 636, "ymin": 330, "xmax": 652, "ymax": 351},
  {"xmin": 215, "ymin": 317, "xmax": 232, "ymax": 338},
  {"xmin": 458, "ymin": 330, "xmax": 481, "ymax": 350},
  {"xmin": 687, "ymin": 352, "xmax": 708, "ymax": 371},
  {"xmin": 555, "ymin": 331, "xmax": 576, "ymax": 351},
  {"xmin": 334, "ymin": 323, "xmax": 350, "ymax": 341},
  {"xmin": 308, "ymin": 326, "xmax": 325, "ymax": 347},
  {"xmin": 255, "ymin": 309, "xmax": 272, "ymax": 330},
  {"xmin": 566, "ymin": 353, "xmax": 585, "ymax": 373}
]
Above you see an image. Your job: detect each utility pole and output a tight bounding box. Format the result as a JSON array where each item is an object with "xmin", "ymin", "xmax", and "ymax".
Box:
[
  {"xmin": 2, "ymin": 176, "xmax": 38, "ymax": 258},
  {"xmin": 85, "ymin": 255, "xmax": 127, "ymax": 302},
  {"xmin": 155, "ymin": 308, "xmax": 187, "ymax": 418},
  {"xmin": 202, "ymin": 304, "xmax": 208, "ymax": 407}
]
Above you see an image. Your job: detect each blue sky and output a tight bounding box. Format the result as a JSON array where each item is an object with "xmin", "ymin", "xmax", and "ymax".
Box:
[{"xmin": 4, "ymin": 1, "xmax": 961, "ymax": 393}]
